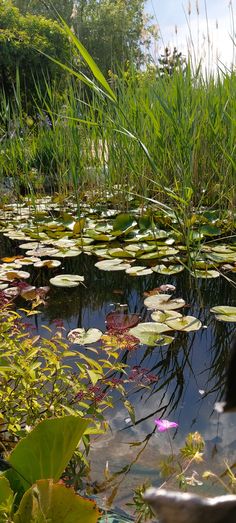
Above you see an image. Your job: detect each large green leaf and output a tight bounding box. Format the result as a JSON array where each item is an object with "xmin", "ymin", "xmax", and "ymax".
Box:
[
  {"xmin": 14, "ymin": 479, "xmax": 100, "ymax": 523},
  {"xmin": 7, "ymin": 416, "xmax": 89, "ymax": 491},
  {"xmin": 0, "ymin": 476, "xmax": 14, "ymax": 511}
]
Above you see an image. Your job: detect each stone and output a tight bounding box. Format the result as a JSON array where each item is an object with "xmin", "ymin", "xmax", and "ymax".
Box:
[{"xmin": 144, "ymin": 488, "xmax": 236, "ymax": 523}]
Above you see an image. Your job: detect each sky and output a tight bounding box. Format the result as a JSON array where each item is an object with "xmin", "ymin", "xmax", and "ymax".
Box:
[{"xmin": 145, "ymin": 0, "xmax": 236, "ymax": 72}]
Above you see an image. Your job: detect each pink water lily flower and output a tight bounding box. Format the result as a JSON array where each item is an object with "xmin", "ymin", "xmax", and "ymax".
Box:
[{"xmin": 155, "ymin": 418, "xmax": 179, "ymax": 432}]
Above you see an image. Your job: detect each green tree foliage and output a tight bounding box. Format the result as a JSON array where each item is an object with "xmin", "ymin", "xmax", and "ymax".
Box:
[
  {"xmin": 12, "ymin": 0, "xmax": 74, "ymax": 24},
  {"xmin": 158, "ymin": 47, "xmax": 187, "ymax": 77},
  {"xmin": 0, "ymin": 1, "xmax": 71, "ymax": 103},
  {"xmin": 70, "ymin": 0, "xmax": 152, "ymax": 75}
]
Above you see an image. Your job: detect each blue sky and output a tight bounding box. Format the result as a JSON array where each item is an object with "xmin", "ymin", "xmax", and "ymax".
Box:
[{"xmin": 145, "ymin": 0, "xmax": 235, "ymax": 70}]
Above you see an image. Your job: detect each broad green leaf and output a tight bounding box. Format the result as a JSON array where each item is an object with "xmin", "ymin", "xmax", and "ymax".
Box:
[
  {"xmin": 14, "ymin": 479, "xmax": 100, "ymax": 523},
  {"xmin": 112, "ymin": 214, "xmax": 136, "ymax": 233},
  {"xmin": 73, "ymin": 218, "xmax": 86, "ymax": 235},
  {"xmin": 0, "ymin": 476, "xmax": 14, "ymax": 507},
  {"xmin": 7, "ymin": 416, "xmax": 89, "ymax": 492}
]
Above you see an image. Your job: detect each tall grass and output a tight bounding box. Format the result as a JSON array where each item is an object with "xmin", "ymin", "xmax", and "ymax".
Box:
[{"xmin": 0, "ymin": 56, "xmax": 235, "ymax": 220}]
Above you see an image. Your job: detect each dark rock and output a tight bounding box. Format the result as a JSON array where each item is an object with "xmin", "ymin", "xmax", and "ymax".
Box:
[{"xmin": 144, "ymin": 488, "xmax": 236, "ymax": 523}]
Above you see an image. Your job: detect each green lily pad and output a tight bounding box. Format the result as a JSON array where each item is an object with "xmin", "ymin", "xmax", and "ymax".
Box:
[
  {"xmin": 144, "ymin": 294, "xmax": 185, "ymax": 311},
  {"xmin": 151, "ymin": 310, "xmax": 182, "ymax": 322},
  {"xmin": 210, "ymin": 306, "xmax": 236, "ymax": 322},
  {"xmin": 192, "ymin": 269, "xmax": 220, "ymax": 279},
  {"xmin": 126, "ymin": 266, "xmax": 153, "ymax": 276},
  {"xmin": 165, "ymin": 315, "xmax": 202, "ymax": 331},
  {"xmin": 95, "ymin": 259, "xmax": 131, "ymax": 271},
  {"xmin": 67, "ymin": 328, "xmax": 103, "ymax": 345},
  {"xmin": 152, "ymin": 264, "xmax": 184, "ymax": 275},
  {"xmin": 49, "ymin": 274, "xmax": 85, "ymax": 288},
  {"xmin": 128, "ymin": 322, "xmax": 173, "ymax": 346},
  {"xmin": 34, "ymin": 259, "xmax": 61, "ymax": 269}
]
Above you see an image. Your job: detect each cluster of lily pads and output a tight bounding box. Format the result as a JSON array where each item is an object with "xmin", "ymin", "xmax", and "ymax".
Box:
[{"xmin": 0, "ymin": 199, "xmax": 235, "ymax": 282}]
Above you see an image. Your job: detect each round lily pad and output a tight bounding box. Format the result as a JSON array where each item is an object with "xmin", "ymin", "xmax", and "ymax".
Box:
[
  {"xmin": 95, "ymin": 259, "xmax": 131, "ymax": 271},
  {"xmin": 34, "ymin": 259, "xmax": 61, "ymax": 269},
  {"xmin": 152, "ymin": 264, "xmax": 184, "ymax": 275},
  {"xmin": 126, "ymin": 266, "xmax": 153, "ymax": 276},
  {"xmin": 165, "ymin": 315, "xmax": 202, "ymax": 332},
  {"xmin": 151, "ymin": 310, "xmax": 182, "ymax": 323},
  {"xmin": 0, "ymin": 270, "xmax": 30, "ymax": 281},
  {"xmin": 144, "ymin": 294, "xmax": 185, "ymax": 311},
  {"xmin": 67, "ymin": 328, "xmax": 103, "ymax": 345},
  {"xmin": 210, "ymin": 306, "xmax": 236, "ymax": 322},
  {"xmin": 49, "ymin": 274, "xmax": 85, "ymax": 288},
  {"xmin": 192, "ymin": 269, "xmax": 219, "ymax": 279},
  {"xmin": 129, "ymin": 322, "xmax": 173, "ymax": 346}
]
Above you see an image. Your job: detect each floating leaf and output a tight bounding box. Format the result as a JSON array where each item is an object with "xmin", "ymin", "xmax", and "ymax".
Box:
[
  {"xmin": 144, "ymin": 294, "xmax": 185, "ymax": 311},
  {"xmin": 49, "ymin": 274, "xmax": 84, "ymax": 288},
  {"xmin": 0, "ymin": 270, "xmax": 30, "ymax": 282},
  {"xmin": 151, "ymin": 310, "xmax": 182, "ymax": 322},
  {"xmin": 192, "ymin": 269, "xmax": 220, "ymax": 279},
  {"xmin": 126, "ymin": 266, "xmax": 153, "ymax": 276},
  {"xmin": 210, "ymin": 306, "xmax": 236, "ymax": 322},
  {"xmin": 34, "ymin": 259, "xmax": 61, "ymax": 269},
  {"xmin": 112, "ymin": 213, "xmax": 136, "ymax": 234},
  {"xmin": 165, "ymin": 315, "xmax": 202, "ymax": 332},
  {"xmin": 128, "ymin": 322, "xmax": 172, "ymax": 346},
  {"xmin": 152, "ymin": 264, "xmax": 184, "ymax": 275},
  {"xmin": 106, "ymin": 312, "xmax": 140, "ymax": 332},
  {"xmin": 95, "ymin": 259, "xmax": 131, "ymax": 271},
  {"xmin": 67, "ymin": 328, "xmax": 102, "ymax": 345}
]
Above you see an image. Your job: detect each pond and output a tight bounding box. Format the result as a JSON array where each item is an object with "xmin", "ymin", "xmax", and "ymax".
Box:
[{"xmin": 0, "ymin": 201, "xmax": 236, "ymax": 517}]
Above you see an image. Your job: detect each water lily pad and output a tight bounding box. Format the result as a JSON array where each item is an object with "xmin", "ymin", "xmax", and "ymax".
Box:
[
  {"xmin": 152, "ymin": 264, "xmax": 184, "ymax": 275},
  {"xmin": 95, "ymin": 259, "xmax": 131, "ymax": 271},
  {"xmin": 49, "ymin": 274, "xmax": 85, "ymax": 288},
  {"xmin": 0, "ymin": 270, "xmax": 30, "ymax": 281},
  {"xmin": 165, "ymin": 315, "xmax": 202, "ymax": 331},
  {"xmin": 210, "ymin": 306, "xmax": 236, "ymax": 322},
  {"xmin": 129, "ymin": 322, "xmax": 173, "ymax": 346},
  {"xmin": 126, "ymin": 266, "xmax": 153, "ymax": 276},
  {"xmin": 144, "ymin": 294, "xmax": 185, "ymax": 311},
  {"xmin": 151, "ymin": 310, "xmax": 182, "ymax": 322},
  {"xmin": 54, "ymin": 249, "xmax": 81, "ymax": 258},
  {"xmin": 34, "ymin": 259, "xmax": 61, "ymax": 269},
  {"xmin": 192, "ymin": 269, "xmax": 220, "ymax": 279},
  {"xmin": 106, "ymin": 312, "xmax": 140, "ymax": 332},
  {"xmin": 67, "ymin": 328, "xmax": 102, "ymax": 345}
]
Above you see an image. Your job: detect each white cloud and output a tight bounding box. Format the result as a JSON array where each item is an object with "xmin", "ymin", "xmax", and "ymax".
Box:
[{"xmin": 146, "ymin": 0, "xmax": 236, "ymax": 72}]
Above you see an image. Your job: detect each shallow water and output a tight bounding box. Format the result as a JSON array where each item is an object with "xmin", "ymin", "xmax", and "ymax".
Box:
[{"xmin": 1, "ymin": 238, "xmax": 236, "ymax": 512}]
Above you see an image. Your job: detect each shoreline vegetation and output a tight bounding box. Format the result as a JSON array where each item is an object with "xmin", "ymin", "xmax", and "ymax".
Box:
[{"xmin": 0, "ymin": 1, "xmax": 236, "ymax": 521}]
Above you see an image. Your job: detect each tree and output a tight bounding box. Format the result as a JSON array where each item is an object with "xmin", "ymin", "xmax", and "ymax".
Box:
[
  {"xmin": 12, "ymin": 0, "xmax": 74, "ymax": 24},
  {"xmin": 0, "ymin": 2, "xmax": 71, "ymax": 104},
  {"xmin": 158, "ymin": 47, "xmax": 187, "ymax": 77},
  {"xmin": 70, "ymin": 0, "xmax": 152, "ymax": 75}
]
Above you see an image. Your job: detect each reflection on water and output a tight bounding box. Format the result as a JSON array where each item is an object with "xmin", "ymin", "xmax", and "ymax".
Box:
[{"xmin": 1, "ymin": 242, "xmax": 236, "ymax": 510}]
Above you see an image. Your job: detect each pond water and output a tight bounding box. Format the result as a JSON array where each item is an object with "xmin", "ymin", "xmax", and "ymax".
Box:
[{"xmin": 1, "ymin": 235, "xmax": 236, "ymax": 514}]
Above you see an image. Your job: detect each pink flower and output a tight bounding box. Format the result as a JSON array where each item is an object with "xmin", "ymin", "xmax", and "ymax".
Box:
[{"xmin": 155, "ymin": 419, "xmax": 178, "ymax": 432}]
